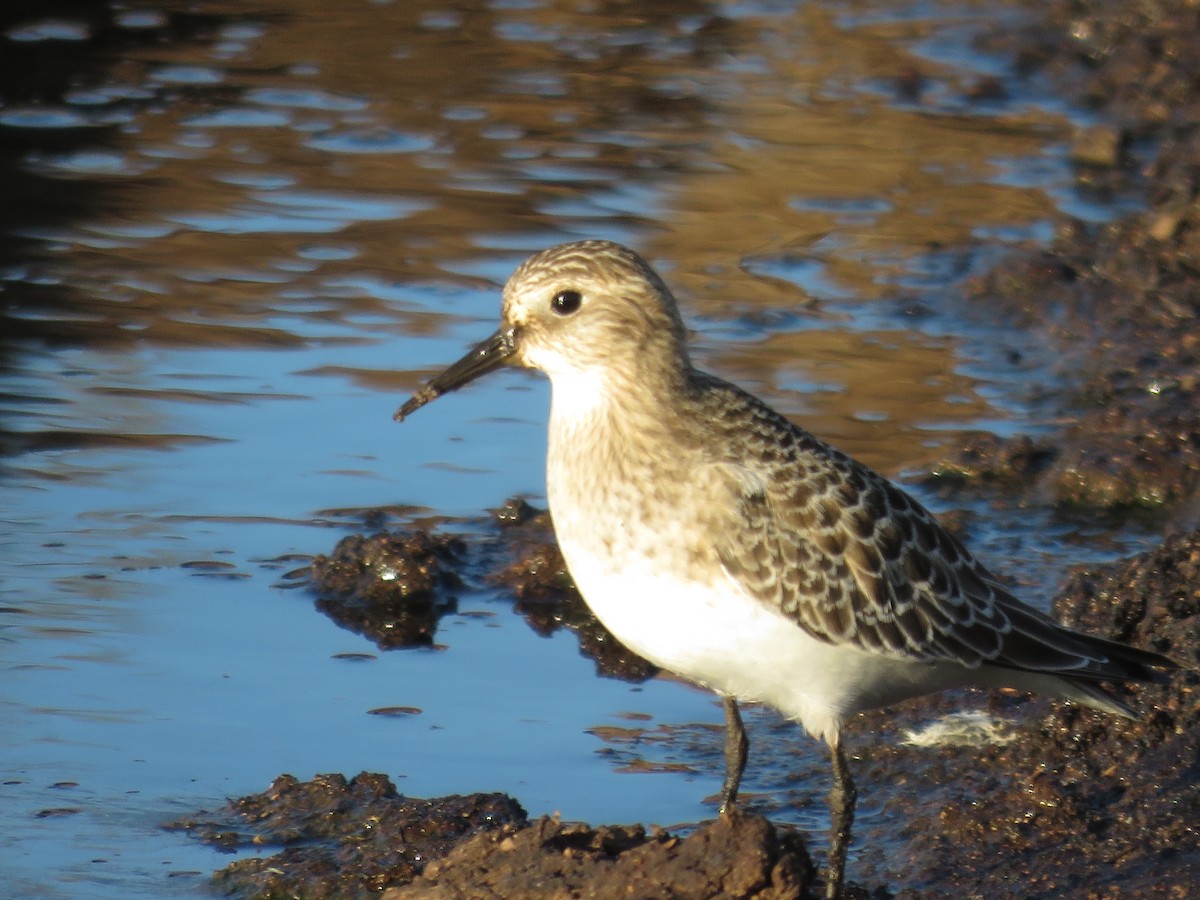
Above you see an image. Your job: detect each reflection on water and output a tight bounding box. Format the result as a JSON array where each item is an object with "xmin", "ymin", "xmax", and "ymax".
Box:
[{"xmin": 0, "ymin": 0, "xmax": 1147, "ymax": 895}]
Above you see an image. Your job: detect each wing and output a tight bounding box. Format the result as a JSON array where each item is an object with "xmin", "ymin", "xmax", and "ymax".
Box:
[{"xmin": 697, "ymin": 375, "xmax": 1137, "ymax": 673}]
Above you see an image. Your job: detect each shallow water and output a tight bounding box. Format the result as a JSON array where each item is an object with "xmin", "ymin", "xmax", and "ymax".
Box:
[{"xmin": 0, "ymin": 0, "xmax": 1155, "ymax": 895}]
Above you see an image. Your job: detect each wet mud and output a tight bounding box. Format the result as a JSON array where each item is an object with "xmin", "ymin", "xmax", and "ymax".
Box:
[
  {"xmin": 932, "ymin": 0, "xmax": 1200, "ymax": 512},
  {"xmin": 185, "ymin": 524, "xmax": 1198, "ymax": 898},
  {"xmin": 167, "ymin": 773, "xmax": 527, "ymax": 899},
  {"xmin": 305, "ymin": 499, "xmax": 658, "ymax": 682},
  {"xmin": 387, "ymin": 810, "xmax": 813, "ymax": 900},
  {"xmin": 173, "ymin": 773, "xmax": 812, "ymax": 899},
  {"xmin": 858, "ymin": 528, "xmax": 1200, "ymax": 898},
  {"xmin": 309, "ymin": 530, "xmax": 466, "ymax": 649},
  {"xmin": 180, "ymin": 0, "xmax": 1200, "ymax": 896}
]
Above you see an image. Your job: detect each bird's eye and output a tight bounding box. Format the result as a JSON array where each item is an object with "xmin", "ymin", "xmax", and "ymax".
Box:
[{"xmin": 551, "ymin": 289, "xmax": 582, "ymax": 316}]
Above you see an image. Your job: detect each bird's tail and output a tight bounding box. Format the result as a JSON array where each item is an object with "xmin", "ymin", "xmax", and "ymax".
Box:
[
  {"xmin": 990, "ymin": 597, "xmax": 1178, "ymax": 716},
  {"xmin": 1056, "ymin": 633, "xmax": 1177, "ymax": 717}
]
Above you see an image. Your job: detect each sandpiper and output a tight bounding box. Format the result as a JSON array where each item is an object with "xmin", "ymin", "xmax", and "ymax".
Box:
[{"xmin": 396, "ymin": 240, "xmax": 1175, "ymax": 898}]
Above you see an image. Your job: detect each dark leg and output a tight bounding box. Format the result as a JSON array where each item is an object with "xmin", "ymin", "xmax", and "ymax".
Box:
[
  {"xmin": 719, "ymin": 694, "xmax": 748, "ymax": 815},
  {"xmin": 825, "ymin": 736, "xmax": 856, "ymax": 899}
]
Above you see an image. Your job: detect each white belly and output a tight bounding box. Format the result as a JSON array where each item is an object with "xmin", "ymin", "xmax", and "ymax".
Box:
[{"xmin": 558, "ymin": 538, "xmax": 955, "ymax": 746}]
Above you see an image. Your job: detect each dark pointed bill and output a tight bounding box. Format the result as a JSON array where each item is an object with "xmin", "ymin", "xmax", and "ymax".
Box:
[{"xmin": 394, "ymin": 328, "xmax": 517, "ymax": 422}]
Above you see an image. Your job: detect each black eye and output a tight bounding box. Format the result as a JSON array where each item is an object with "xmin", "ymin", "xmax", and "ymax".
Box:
[{"xmin": 551, "ymin": 289, "xmax": 582, "ymax": 316}]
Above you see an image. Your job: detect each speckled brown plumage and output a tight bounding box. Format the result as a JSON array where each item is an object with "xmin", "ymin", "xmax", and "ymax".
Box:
[{"xmin": 690, "ymin": 372, "xmax": 1166, "ymax": 688}]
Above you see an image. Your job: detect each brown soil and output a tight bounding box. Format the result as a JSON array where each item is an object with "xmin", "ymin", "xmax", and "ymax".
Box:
[{"xmin": 385, "ymin": 810, "xmax": 814, "ymax": 900}]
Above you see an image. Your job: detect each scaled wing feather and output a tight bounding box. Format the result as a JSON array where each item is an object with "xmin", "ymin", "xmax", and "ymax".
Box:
[{"xmin": 700, "ymin": 375, "xmax": 1114, "ymax": 675}]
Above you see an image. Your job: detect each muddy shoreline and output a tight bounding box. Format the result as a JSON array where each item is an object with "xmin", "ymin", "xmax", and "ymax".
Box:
[{"xmin": 174, "ymin": 0, "xmax": 1200, "ymax": 896}]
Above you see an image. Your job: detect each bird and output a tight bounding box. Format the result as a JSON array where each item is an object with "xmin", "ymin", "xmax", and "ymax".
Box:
[{"xmin": 395, "ymin": 239, "xmax": 1175, "ymax": 898}]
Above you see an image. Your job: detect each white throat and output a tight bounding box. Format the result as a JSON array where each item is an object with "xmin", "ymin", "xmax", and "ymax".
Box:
[{"xmin": 547, "ymin": 365, "xmax": 610, "ymax": 427}]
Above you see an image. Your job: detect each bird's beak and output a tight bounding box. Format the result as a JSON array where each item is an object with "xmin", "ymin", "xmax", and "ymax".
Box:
[{"xmin": 394, "ymin": 327, "xmax": 518, "ymax": 422}]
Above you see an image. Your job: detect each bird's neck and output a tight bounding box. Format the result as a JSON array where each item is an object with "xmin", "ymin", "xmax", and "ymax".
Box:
[
  {"xmin": 545, "ymin": 356, "xmax": 692, "ymax": 442},
  {"xmin": 545, "ymin": 363, "xmax": 695, "ymax": 565}
]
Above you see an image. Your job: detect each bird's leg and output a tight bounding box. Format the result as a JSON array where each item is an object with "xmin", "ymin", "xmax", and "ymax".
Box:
[
  {"xmin": 719, "ymin": 694, "xmax": 748, "ymax": 815},
  {"xmin": 825, "ymin": 736, "xmax": 857, "ymax": 900}
]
